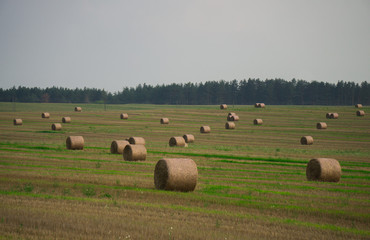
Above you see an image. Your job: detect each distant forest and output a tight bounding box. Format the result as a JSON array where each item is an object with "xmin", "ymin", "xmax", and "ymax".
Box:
[{"xmin": 1, "ymin": 79, "xmax": 369, "ymax": 105}]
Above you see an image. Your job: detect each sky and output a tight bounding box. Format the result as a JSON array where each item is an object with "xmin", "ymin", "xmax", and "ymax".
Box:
[{"xmin": 0, "ymin": 0, "xmax": 369, "ymax": 93}]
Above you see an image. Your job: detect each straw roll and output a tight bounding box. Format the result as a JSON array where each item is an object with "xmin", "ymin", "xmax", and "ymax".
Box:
[
  {"xmin": 13, "ymin": 119, "xmax": 22, "ymax": 125},
  {"xmin": 183, "ymin": 134, "xmax": 195, "ymax": 143},
  {"xmin": 128, "ymin": 137, "xmax": 146, "ymax": 145},
  {"xmin": 123, "ymin": 144, "xmax": 147, "ymax": 161},
  {"xmin": 306, "ymin": 158, "xmax": 341, "ymax": 182},
  {"xmin": 66, "ymin": 136, "xmax": 84, "ymax": 150},
  {"xmin": 110, "ymin": 140, "xmax": 129, "ymax": 154}
]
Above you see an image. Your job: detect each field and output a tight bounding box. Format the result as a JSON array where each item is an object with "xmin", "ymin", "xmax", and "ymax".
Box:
[{"xmin": 0, "ymin": 102, "xmax": 369, "ymax": 239}]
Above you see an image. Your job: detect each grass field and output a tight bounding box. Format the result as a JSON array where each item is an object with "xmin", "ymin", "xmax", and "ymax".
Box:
[{"xmin": 0, "ymin": 102, "xmax": 369, "ymax": 239}]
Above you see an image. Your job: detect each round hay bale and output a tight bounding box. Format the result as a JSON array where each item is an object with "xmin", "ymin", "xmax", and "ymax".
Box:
[
  {"xmin": 326, "ymin": 113, "xmax": 332, "ymax": 119},
  {"xmin": 254, "ymin": 119, "xmax": 263, "ymax": 125},
  {"xmin": 225, "ymin": 122, "xmax": 235, "ymax": 129},
  {"xmin": 230, "ymin": 115, "xmax": 239, "ymax": 121},
  {"xmin": 200, "ymin": 126, "xmax": 211, "ymax": 133},
  {"xmin": 123, "ymin": 144, "xmax": 147, "ymax": 161},
  {"xmin": 306, "ymin": 158, "xmax": 341, "ymax": 182},
  {"xmin": 254, "ymin": 103, "xmax": 260, "ymax": 107},
  {"xmin": 128, "ymin": 137, "xmax": 146, "ymax": 145},
  {"xmin": 66, "ymin": 136, "xmax": 84, "ymax": 150},
  {"xmin": 330, "ymin": 113, "xmax": 339, "ymax": 119},
  {"xmin": 120, "ymin": 113, "xmax": 128, "ymax": 119},
  {"xmin": 355, "ymin": 104, "xmax": 363, "ymax": 108},
  {"xmin": 183, "ymin": 134, "xmax": 194, "ymax": 143},
  {"xmin": 220, "ymin": 104, "xmax": 227, "ymax": 109},
  {"xmin": 259, "ymin": 103, "xmax": 265, "ymax": 108},
  {"xmin": 356, "ymin": 110, "xmax": 365, "ymax": 116},
  {"xmin": 316, "ymin": 122, "xmax": 327, "ymax": 129},
  {"xmin": 41, "ymin": 112, "xmax": 50, "ymax": 118},
  {"xmin": 13, "ymin": 119, "xmax": 22, "ymax": 125},
  {"xmin": 160, "ymin": 118, "xmax": 169, "ymax": 124},
  {"xmin": 74, "ymin": 107, "xmax": 82, "ymax": 112},
  {"xmin": 169, "ymin": 137, "xmax": 186, "ymax": 147},
  {"xmin": 154, "ymin": 158, "xmax": 198, "ymax": 192},
  {"xmin": 110, "ymin": 140, "xmax": 129, "ymax": 154},
  {"xmin": 51, "ymin": 123, "xmax": 62, "ymax": 131},
  {"xmin": 301, "ymin": 136, "xmax": 314, "ymax": 145},
  {"xmin": 62, "ymin": 117, "xmax": 71, "ymax": 123}
]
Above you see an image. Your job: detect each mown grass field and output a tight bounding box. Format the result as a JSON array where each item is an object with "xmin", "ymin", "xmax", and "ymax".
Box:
[{"xmin": 0, "ymin": 102, "xmax": 369, "ymax": 239}]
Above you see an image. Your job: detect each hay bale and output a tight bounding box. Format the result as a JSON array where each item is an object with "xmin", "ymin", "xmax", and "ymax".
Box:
[
  {"xmin": 66, "ymin": 136, "xmax": 84, "ymax": 150},
  {"xmin": 255, "ymin": 103, "xmax": 265, "ymax": 108},
  {"xmin": 110, "ymin": 140, "xmax": 129, "ymax": 154},
  {"xmin": 51, "ymin": 123, "xmax": 62, "ymax": 131},
  {"xmin": 41, "ymin": 112, "xmax": 50, "ymax": 118},
  {"xmin": 154, "ymin": 158, "xmax": 198, "ymax": 192},
  {"xmin": 330, "ymin": 113, "xmax": 339, "ymax": 119},
  {"xmin": 225, "ymin": 122, "xmax": 235, "ymax": 129},
  {"xmin": 183, "ymin": 134, "xmax": 195, "ymax": 143},
  {"xmin": 13, "ymin": 119, "xmax": 22, "ymax": 125},
  {"xmin": 200, "ymin": 126, "xmax": 211, "ymax": 133},
  {"xmin": 123, "ymin": 144, "xmax": 147, "ymax": 161},
  {"xmin": 301, "ymin": 136, "xmax": 314, "ymax": 145},
  {"xmin": 326, "ymin": 113, "xmax": 332, "ymax": 119},
  {"xmin": 128, "ymin": 137, "xmax": 146, "ymax": 145},
  {"xmin": 355, "ymin": 104, "xmax": 363, "ymax": 108},
  {"xmin": 227, "ymin": 112, "xmax": 237, "ymax": 121},
  {"xmin": 306, "ymin": 158, "xmax": 341, "ymax": 182},
  {"xmin": 220, "ymin": 104, "xmax": 227, "ymax": 109},
  {"xmin": 75, "ymin": 107, "xmax": 82, "ymax": 112},
  {"xmin": 169, "ymin": 137, "xmax": 186, "ymax": 147},
  {"xmin": 160, "ymin": 118, "xmax": 169, "ymax": 124},
  {"xmin": 316, "ymin": 122, "xmax": 327, "ymax": 129},
  {"xmin": 254, "ymin": 103, "xmax": 260, "ymax": 107},
  {"xmin": 62, "ymin": 117, "xmax": 71, "ymax": 123},
  {"xmin": 120, "ymin": 113, "xmax": 128, "ymax": 119},
  {"xmin": 356, "ymin": 110, "xmax": 365, "ymax": 116},
  {"xmin": 254, "ymin": 119, "xmax": 263, "ymax": 125},
  {"xmin": 230, "ymin": 115, "xmax": 239, "ymax": 121},
  {"xmin": 259, "ymin": 103, "xmax": 265, "ymax": 108}
]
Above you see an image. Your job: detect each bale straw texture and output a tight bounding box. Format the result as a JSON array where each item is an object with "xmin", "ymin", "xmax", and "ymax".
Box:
[
  {"xmin": 220, "ymin": 104, "xmax": 227, "ymax": 109},
  {"xmin": 154, "ymin": 158, "xmax": 198, "ymax": 192},
  {"xmin": 51, "ymin": 123, "xmax": 62, "ymax": 131},
  {"xmin": 225, "ymin": 122, "xmax": 235, "ymax": 129},
  {"xmin": 306, "ymin": 158, "xmax": 341, "ymax": 182},
  {"xmin": 316, "ymin": 122, "xmax": 327, "ymax": 129},
  {"xmin": 66, "ymin": 136, "xmax": 84, "ymax": 150},
  {"xmin": 160, "ymin": 118, "xmax": 169, "ymax": 124},
  {"xmin": 120, "ymin": 113, "xmax": 128, "ymax": 119},
  {"xmin": 41, "ymin": 112, "xmax": 50, "ymax": 118},
  {"xmin": 75, "ymin": 107, "xmax": 82, "ymax": 112},
  {"xmin": 200, "ymin": 126, "xmax": 211, "ymax": 133},
  {"xmin": 123, "ymin": 144, "xmax": 147, "ymax": 161},
  {"xmin": 355, "ymin": 104, "xmax": 363, "ymax": 108},
  {"xmin": 183, "ymin": 134, "xmax": 195, "ymax": 143},
  {"xmin": 62, "ymin": 117, "xmax": 71, "ymax": 123},
  {"xmin": 110, "ymin": 140, "xmax": 129, "ymax": 154},
  {"xmin": 169, "ymin": 137, "xmax": 186, "ymax": 147},
  {"xmin": 301, "ymin": 136, "xmax": 314, "ymax": 145},
  {"xmin": 330, "ymin": 113, "xmax": 339, "ymax": 119},
  {"xmin": 254, "ymin": 119, "xmax": 263, "ymax": 125},
  {"xmin": 128, "ymin": 137, "xmax": 146, "ymax": 145},
  {"xmin": 13, "ymin": 119, "xmax": 22, "ymax": 125},
  {"xmin": 356, "ymin": 110, "xmax": 365, "ymax": 116}
]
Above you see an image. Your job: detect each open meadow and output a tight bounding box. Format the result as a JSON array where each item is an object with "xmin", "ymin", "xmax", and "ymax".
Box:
[{"xmin": 0, "ymin": 102, "xmax": 369, "ymax": 239}]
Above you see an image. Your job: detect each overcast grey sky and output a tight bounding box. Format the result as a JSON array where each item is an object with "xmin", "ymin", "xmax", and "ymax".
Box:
[{"xmin": 0, "ymin": 0, "xmax": 369, "ymax": 93}]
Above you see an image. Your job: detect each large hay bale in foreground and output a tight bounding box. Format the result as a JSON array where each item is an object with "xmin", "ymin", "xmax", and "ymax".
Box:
[
  {"xmin": 41, "ymin": 112, "xmax": 50, "ymax": 118},
  {"xmin": 110, "ymin": 140, "xmax": 129, "ymax": 154},
  {"xmin": 183, "ymin": 134, "xmax": 195, "ymax": 143},
  {"xmin": 51, "ymin": 123, "xmax": 62, "ymax": 131},
  {"xmin": 355, "ymin": 104, "xmax": 363, "ymax": 108},
  {"xmin": 306, "ymin": 158, "xmax": 341, "ymax": 182},
  {"xmin": 66, "ymin": 136, "xmax": 84, "ymax": 150},
  {"xmin": 254, "ymin": 119, "xmax": 263, "ymax": 125},
  {"xmin": 128, "ymin": 137, "xmax": 146, "ymax": 145},
  {"xmin": 200, "ymin": 126, "xmax": 211, "ymax": 133},
  {"xmin": 169, "ymin": 137, "xmax": 186, "ymax": 147},
  {"xmin": 220, "ymin": 104, "xmax": 227, "ymax": 109},
  {"xmin": 13, "ymin": 119, "xmax": 22, "ymax": 125},
  {"xmin": 225, "ymin": 122, "xmax": 235, "ymax": 129},
  {"xmin": 123, "ymin": 144, "xmax": 147, "ymax": 161},
  {"xmin": 62, "ymin": 117, "xmax": 71, "ymax": 123},
  {"xmin": 330, "ymin": 113, "xmax": 339, "ymax": 119},
  {"xmin": 301, "ymin": 136, "xmax": 314, "ymax": 145},
  {"xmin": 120, "ymin": 113, "xmax": 128, "ymax": 119},
  {"xmin": 160, "ymin": 118, "xmax": 169, "ymax": 124},
  {"xmin": 356, "ymin": 110, "xmax": 365, "ymax": 116},
  {"xmin": 154, "ymin": 158, "xmax": 198, "ymax": 192},
  {"xmin": 75, "ymin": 107, "xmax": 82, "ymax": 112},
  {"xmin": 316, "ymin": 122, "xmax": 327, "ymax": 129}
]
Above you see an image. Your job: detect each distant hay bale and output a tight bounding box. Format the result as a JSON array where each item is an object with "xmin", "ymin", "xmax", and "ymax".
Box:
[
  {"xmin": 301, "ymin": 136, "xmax": 314, "ymax": 145},
  {"xmin": 51, "ymin": 123, "xmax": 62, "ymax": 131},
  {"xmin": 62, "ymin": 117, "xmax": 71, "ymax": 123},
  {"xmin": 120, "ymin": 113, "xmax": 128, "ymax": 119},
  {"xmin": 128, "ymin": 137, "xmax": 146, "ymax": 145},
  {"xmin": 254, "ymin": 119, "xmax": 263, "ymax": 125},
  {"xmin": 123, "ymin": 144, "xmax": 147, "ymax": 161},
  {"xmin": 255, "ymin": 103, "xmax": 260, "ymax": 107},
  {"xmin": 169, "ymin": 137, "xmax": 186, "ymax": 147},
  {"xmin": 255, "ymin": 103, "xmax": 265, "ymax": 108},
  {"xmin": 230, "ymin": 115, "xmax": 239, "ymax": 121},
  {"xmin": 66, "ymin": 136, "xmax": 84, "ymax": 150},
  {"xmin": 200, "ymin": 126, "xmax": 211, "ymax": 133},
  {"xmin": 306, "ymin": 158, "xmax": 341, "ymax": 182},
  {"xmin": 225, "ymin": 122, "xmax": 235, "ymax": 129},
  {"xmin": 183, "ymin": 134, "xmax": 195, "ymax": 143},
  {"xmin": 259, "ymin": 103, "xmax": 265, "ymax": 108},
  {"xmin": 330, "ymin": 113, "xmax": 339, "ymax": 119},
  {"xmin": 228, "ymin": 112, "xmax": 236, "ymax": 117},
  {"xmin": 13, "ymin": 119, "xmax": 22, "ymax": 125},
  {"xmin": 316, "ymin": 122, "xmax": 327, "ymax": 129},
  {"xmin": 220, "ymin": 104, "xmax": 227, "ymax": 109},
  {"xmin": 110, "ymin": 140, "xmax": 129, "ymax": 154},
  {"xmin": 356, "ymin": 110, "xmax": 365, "ymax": 116},
  {"xmin": 326, "ymin": 113, "xmax": 332, "ymax": 119},
  {"xmin": 74, "ymin": 107, "xmax": 82, "ymax": 112},
  {"xmin": 355, "ymin": 104, "xmax": 363, "ymax": 108},
  {"xmin": 160, "ymin": 118, "xmax": 169, "ymax": 124},
  {"xmin": 227, "ymin": 113, "xmax": 237, "ymax": 121},
  {"xmin": 154, "ymin": 158, "xmax": 198, "ymax": 192},
  {"xmin": 41, "ymin": 112, "xmax": 50, "ymax": 118}
]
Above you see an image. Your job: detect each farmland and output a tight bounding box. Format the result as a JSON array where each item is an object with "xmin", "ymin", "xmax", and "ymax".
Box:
[{"xmin": 0, "ymin": 102, "xmax": 369, "ymax": 239}]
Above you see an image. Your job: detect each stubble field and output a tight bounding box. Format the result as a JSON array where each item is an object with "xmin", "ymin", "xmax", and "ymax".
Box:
[{"xmin": 0, "ymin": 102, "xmax": 369, "ymax": 239}]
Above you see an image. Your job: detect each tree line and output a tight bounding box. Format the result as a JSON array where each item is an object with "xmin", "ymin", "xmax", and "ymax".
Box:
[{"xmin": 1, "ymin": 79, "xmax": 369, "ymax": 105}]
